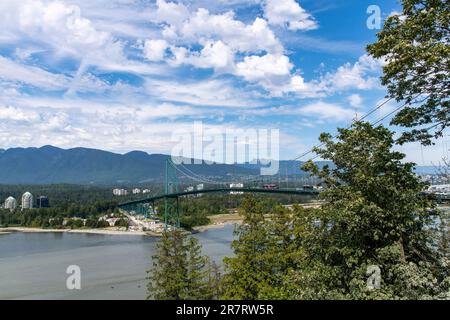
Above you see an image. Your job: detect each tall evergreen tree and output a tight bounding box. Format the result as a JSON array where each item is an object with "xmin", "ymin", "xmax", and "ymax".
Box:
[
  {"xmin": 147, "ymin": 229, "xmax": 221, "ymax": 300},
  {"xmin": 185, "ymin": 236, "xmax": 213, "ymax": 299},
  {"xmin": 147, "ymin": 230, "xmax": 188, "ymax": 300},
  {"xmin": 221, "ymin": 196, "xmax": 272, "ymax": 299},
  {"xmin": 221, "ymin": 196, "xmax": 297, "ymax": 299}
]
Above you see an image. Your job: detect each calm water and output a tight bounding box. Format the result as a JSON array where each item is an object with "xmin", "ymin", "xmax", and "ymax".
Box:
[{"xmin": 0, "ymin": 225, "xmax": 235, "ymax": 300}]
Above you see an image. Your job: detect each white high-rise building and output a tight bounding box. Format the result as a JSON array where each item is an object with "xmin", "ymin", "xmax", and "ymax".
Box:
[
  {"xmin": 4, "ymin": 196, "xmax": 17, "ymax": 211},
  {"xmin": 113, "ymin": 188, "xmax": 128, "ymax": 196},
  {"xmin": 21, "ymin": 192, "xmax": 33, "ymax": 209},
  {"xmin": 132, "ymin": 188, "xmax": 141, "ymax": 194}
]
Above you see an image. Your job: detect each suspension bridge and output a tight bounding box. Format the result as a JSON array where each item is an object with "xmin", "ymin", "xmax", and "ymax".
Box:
[
  {"xmin": 119, "ymin": 96, "xmax": 448, "ymax": 229},
  {"xmin": 118, "ymin": 159, "xmax": 320, "ymax": 228}
]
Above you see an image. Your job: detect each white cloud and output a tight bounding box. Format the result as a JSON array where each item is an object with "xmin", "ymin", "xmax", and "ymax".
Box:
[
  {"xmin": 170, "ymin": 40, "xmax": 235, "ymax": 71},
  {"xmin": 152, "ymin": 0, "xmax": 190, "ymax": 28},
  {"xmin": 0, "ymin": 0, "xmax": 118, "ymax": 58},
  {"xmin": 143, "ymin": 1, "xmax": 324, "ymax": 97},
  {"xmin": 0, "ymin": 56, "xmax": 69, "ymax": 90},
  {"xmin": 0, "ymin": 105, "xmax": 40, "ymax": 122},
  {"xmin": 146, "ymin": 1, "xmax": 380, "ymax": 98},
  {"xmin": 234, "ymin": 54, "xmax": 323, "ymax": 97},
  {"xmin": 269, "ymin": 75, "xmax": 323, "ymax": 97},
  {"xmin": 145, "ymin": 78, "xmax": 259, "ymax": 107},
  {"xmin": 143, "ymin": 39, "xmax": 169, "ymax": 61},
  {"xmin": 179, "ymin": 9, "xmax": 283, "ymax": 54},
  {"xmin": 235, "ymin": 54, "xmax": 292, "ymax": 82},
  {"xmin": 0, "ymin": 99, "xmax": 251, "ymax": 154},
  {"xmin": 300, "ymin": 101, "xmax": 356, "ymax": 121},
  {"xmin": 321, "ymin": 54, "xmax": 383, "ymax": 92},
  {"xmin": 0, "ymin": 0, "xmax": 166, "ymax": 80},
  {"xmin": 151, "ymin": 2, "xmax": 283, "ymax": 54},
  {"xmin": 264, "ymin": 0, "xmax": 317, "ymax": 31},
  {"xmin": 347, "ymin": 94, "xmax": 363, "ymax": 108},
  {"xmin": 0, "ymin": 56, "xmax": 140, "ymax": 95},
  {"xmin": 238, "ymin": 101, "xmax": 355, "ymax": 123}
]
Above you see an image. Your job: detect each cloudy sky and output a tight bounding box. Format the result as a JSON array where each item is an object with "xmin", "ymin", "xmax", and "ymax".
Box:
[{"xmin": 0, "ymin": 0, "xmax": 448, "ymax": 165}]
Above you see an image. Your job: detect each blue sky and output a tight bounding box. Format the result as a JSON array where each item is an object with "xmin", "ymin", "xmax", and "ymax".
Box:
[{"xmin": 0, "ymin": 0, "xmax": 448, "ymax": 165}]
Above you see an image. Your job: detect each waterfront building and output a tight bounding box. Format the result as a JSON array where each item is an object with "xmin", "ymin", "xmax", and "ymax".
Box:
[
  {"xmin": 132, "ymin": 188, "xmax": 141, "ymax": 194},
  {"xmin": 21, "ymin": 192, "xmax": 33, "ymax": 209},
  {"xmin": 4, "ymin": 196, "xmax": 17, "ymax": 211},
  {"xmin": 113, "ymin": 188, "xmax": 128, "ymax": 196},
  {"xmin": 36, "ymin": 196, "xmax": 50, "ymax": 208}
]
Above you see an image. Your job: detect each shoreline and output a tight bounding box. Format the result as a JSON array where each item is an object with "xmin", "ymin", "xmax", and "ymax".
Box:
[
  {"xmin": 193, "ymin": 213, "xmax": 243, "ymax": 232},
  {"xmin": 1, "ymin": 222, "xmax": 239, "ymax": 236},
  {"xmin": 193, "ymin": 221, "xmax": 239, "ymax": 232},
  {"xmin": 0, "ymin": 213, "xmax": 246, "ymax": 236},
  {"xmin": 0, "ymin": 227, "xmax": 160, "ymax": 237}
]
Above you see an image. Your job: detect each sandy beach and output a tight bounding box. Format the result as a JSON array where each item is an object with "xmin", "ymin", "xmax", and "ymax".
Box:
[{"xmin": 193, "ymin": 213, "xmax": 243, "ymax": 232}]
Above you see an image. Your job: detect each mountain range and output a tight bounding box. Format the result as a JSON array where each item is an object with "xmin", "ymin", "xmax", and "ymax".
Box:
[
  {"xmin": 0, "ymin": 146, "xmax": 439, "ymax": 185},
  {"xmin": 0, "ymin": 146, "xmax": 257, "ymax": 184}
]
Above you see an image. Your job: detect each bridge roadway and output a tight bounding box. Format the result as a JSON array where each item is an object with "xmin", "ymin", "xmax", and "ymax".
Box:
[{"xmin": 118, "ymin": 188, "xmax": 319, "ymax": 208}]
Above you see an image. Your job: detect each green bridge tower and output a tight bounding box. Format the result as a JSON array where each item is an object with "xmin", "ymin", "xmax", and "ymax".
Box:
[{"xmin": 164, "ymin": 158, "xmax": 180, "ymax": 228}]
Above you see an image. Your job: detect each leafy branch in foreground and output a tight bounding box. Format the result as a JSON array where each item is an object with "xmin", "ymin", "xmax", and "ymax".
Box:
[{"xmin": 367, "ymin": 0, "xmax": 449, "ymax": 145}]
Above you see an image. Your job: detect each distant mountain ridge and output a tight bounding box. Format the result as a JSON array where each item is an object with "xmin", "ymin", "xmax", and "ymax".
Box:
[
  {"xmin": 0, "ymin": 146, "xmax": 439, "ymax": 185},
  {"xmin": 0, "ymin": 146, "xmax": 257, "ymax": 184}
]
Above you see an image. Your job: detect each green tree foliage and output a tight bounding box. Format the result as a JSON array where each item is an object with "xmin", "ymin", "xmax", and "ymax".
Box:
[
  {"xmin": 221, "ymin": 122, "xmax": 449, "ymax": 300},
  {"xmin": 221, "ymin": 196, "xmax": 271, "ymax": 299},
  {"xmin": 298, "ymin": 122, "xmax": 449, "ymax": 299},
  {"xmin": 147, "ymin": 229, "xmax": 221, "ymax": 300},
  {"xmin": 0, "ymin": 200, "xmax": 119, "ymax": 229},
  {"xmin": 114, "ymin": 218, "xmax": 129, "ymax": 228},
  {"xmin": 367, "ymin": 0, "xmax": 449, "ymax": 144},
  {"xmin": 221, "ymin": 197, "xmax": 301, "ymax": 299},
  {"xmin": 160, "ymin": 194, "xmax": 290, "ymax": 230}
]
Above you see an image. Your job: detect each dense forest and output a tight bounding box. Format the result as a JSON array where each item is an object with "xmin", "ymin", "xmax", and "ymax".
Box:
[
  {"xmin": 0, "ymin": 183, "xmax": 316, "ymax": 229},
  {"xmin": 0, "ymin": 200, "xmax": 119, "ymax": 228},
  {"xmin": 0, "ymin": 184, "xmax": 138, "ymax": 228}
]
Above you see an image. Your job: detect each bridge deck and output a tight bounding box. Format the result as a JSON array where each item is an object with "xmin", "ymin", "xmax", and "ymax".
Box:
[{"xmin": 118, "ymin": 188, "xmax": 319, "ymax": 208}]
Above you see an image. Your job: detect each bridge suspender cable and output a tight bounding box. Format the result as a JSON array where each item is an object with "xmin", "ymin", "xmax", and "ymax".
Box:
[{"xmin": 169, "ymin": 96, "xmax": 425, "ymax": 185}]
